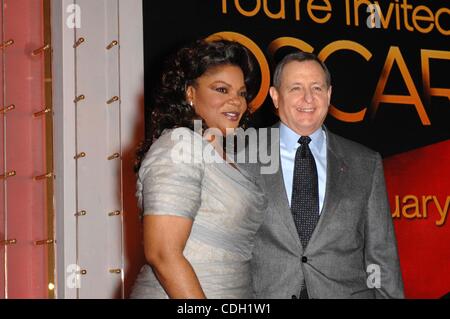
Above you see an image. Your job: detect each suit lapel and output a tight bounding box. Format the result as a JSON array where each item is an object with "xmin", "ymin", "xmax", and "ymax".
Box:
[
  {"xmin": 307, "ymin": 130, "xmax": 347, "ymax": 249},
  {"xmin": 262, "ymin": 156, "xmax": 302, "ymax": 247},
  {"xmin": 261, "ymin": 125, "xmax": 303, "ymax": 249}
]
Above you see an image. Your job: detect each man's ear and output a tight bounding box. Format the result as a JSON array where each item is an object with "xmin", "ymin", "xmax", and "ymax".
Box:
[
  {"xmin": 327, "ymin": 85, "xmax": 332, "ymax": 106},
  {"xmin": 269, "ymin": 86, "xmax": 279, "ymax": 109}
]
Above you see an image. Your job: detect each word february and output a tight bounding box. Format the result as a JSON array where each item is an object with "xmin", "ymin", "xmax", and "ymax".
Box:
[{"xmin": 392, "ymin": 195, "xmax": 449, "ymax": 226}]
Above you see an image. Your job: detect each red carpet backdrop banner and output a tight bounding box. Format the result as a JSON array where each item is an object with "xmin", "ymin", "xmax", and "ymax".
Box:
[{"xmin": 143, "ymin": 0, "xmax": 449, "ymax": 298}]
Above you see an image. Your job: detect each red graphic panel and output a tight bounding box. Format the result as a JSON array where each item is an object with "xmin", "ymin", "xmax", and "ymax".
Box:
[{"xmin": 384, "ymin": 140, "xmax": 450, "ymax": 299}]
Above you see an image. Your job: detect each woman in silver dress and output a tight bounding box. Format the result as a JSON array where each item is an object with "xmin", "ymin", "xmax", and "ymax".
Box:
[{"xmin": 130, "ymin": 39, "xmax": 267, "ymax": 299}]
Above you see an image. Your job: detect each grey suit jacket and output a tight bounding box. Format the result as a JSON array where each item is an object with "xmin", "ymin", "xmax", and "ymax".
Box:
[{"xmin": 246, "ymin": 125, "xmax": 404, "ymax": 299}]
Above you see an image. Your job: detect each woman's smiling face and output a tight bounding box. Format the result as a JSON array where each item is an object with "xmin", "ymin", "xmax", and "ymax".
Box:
[{"xmin": 187, "ymin": 64, "xmax": 248, "ymax": 135}]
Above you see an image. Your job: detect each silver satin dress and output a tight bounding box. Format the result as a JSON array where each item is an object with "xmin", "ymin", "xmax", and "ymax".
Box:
[{"xmin": 129, "ymin": 127, "xmax": 267, "ymax": 299}]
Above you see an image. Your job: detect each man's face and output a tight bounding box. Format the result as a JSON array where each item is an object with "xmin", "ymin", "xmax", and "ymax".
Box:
[{"xmin": 270, "ymin": 60, "xmax": 332, "ymax": 136}]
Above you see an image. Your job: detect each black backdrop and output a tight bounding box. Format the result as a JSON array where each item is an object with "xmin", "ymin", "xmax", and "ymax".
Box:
[{"xmin": 143, "ymin": 0, "xmax": 449, "ymax": 157}]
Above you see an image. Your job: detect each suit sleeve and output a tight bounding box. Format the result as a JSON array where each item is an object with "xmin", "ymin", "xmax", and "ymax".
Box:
[{"xmin": 364, "ymin": 153, "xmax": 405, "ymax": 298}]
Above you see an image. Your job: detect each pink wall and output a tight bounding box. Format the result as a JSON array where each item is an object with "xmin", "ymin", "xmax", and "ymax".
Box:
[
  {"xmin": 1, "ymin": 0, "xmax": 49, "ymax": 298},
  {"xmin": 0, "ymin": 1, "xmax": 5, "ymax": 300}
]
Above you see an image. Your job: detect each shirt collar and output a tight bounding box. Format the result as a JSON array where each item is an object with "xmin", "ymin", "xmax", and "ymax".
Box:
[{"xmin": 280, "ymin": 122, "xmax": 325, "ymax": 153}]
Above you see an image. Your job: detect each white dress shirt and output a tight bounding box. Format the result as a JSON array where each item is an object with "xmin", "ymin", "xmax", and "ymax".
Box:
[{"xmin": 280, "ymin": 123, "xmax": 327, "ymax": 214}]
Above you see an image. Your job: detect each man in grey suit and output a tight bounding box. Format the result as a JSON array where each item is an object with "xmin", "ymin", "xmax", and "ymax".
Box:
[{"xmin": 249, "ymin": 52, "xmax": 404, "ymax": 299}]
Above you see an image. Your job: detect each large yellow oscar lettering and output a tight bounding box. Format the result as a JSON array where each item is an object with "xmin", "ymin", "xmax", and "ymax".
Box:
[
  {"xmin": 421, "ymin": 49, "xmax": 450, "ymax": 104},
  {"xmin": 206, "ymin": 31, "xmax": 270, "ymax": 112},
  {"xmin": 318, "ymin": 40, "xmax": 372, "ymax": 122},
  {"xmin": 267, "ymin": 37, "xmax": 314, "ymax": 55},
  {"xmin": 370, "ymin": 46, "xmax": 431, "ymax": 125}
]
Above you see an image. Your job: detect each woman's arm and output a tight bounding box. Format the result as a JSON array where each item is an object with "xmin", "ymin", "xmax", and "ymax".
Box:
[{"xmin": 143, "ymin": 214, "xmax": 206, "ymax": 299}]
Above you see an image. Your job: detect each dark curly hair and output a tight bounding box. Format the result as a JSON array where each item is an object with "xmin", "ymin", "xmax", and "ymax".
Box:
[{"xmin": 134, "ymin": 38, "xmax": 257, "ymax": 172}]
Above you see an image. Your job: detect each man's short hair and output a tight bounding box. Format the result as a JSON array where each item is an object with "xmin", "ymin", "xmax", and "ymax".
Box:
[{"xmin": 272, "ymin": 51, "xmax": 332, "ymax": 89}]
